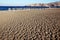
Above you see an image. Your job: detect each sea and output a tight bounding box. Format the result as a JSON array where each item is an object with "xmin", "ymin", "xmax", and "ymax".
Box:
[{"xmin": 0, "ymin": 6, "xmax": 60, "ymax": 10}]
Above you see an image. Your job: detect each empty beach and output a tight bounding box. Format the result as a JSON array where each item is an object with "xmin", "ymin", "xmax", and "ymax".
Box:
[{"xmin": 0, "ymin": 8, "xmax": 60, "ymax": 40}]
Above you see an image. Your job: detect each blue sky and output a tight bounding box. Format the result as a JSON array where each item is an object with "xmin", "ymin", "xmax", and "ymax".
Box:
[{"xmin": 0, "ymin": 0, "xmax": 60, "ymax": 6}]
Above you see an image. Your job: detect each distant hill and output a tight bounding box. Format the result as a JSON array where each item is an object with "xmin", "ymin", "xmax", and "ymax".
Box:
[
  {"xmin": 27, "ymin": 1, "xmax": 60, "ymax": 7},
  {"xmin": 47, "ymin": 1, "xmax": 60, "ymax": 7}
]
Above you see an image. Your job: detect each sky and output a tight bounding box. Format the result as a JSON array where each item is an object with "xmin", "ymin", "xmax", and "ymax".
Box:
[{"xmin": 0, "ymin": 0, "xmax": 60, "ymax": 6}]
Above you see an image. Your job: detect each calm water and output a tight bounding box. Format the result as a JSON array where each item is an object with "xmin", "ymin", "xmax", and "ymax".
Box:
[{"xmin": 0, "ymin": 6, "xmax": 60, "ymax": 10}]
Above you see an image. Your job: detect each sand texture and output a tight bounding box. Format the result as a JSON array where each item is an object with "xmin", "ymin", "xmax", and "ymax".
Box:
[{"xmin": 0, "ymin": 9, "xmax": 60, "ymax": 40}]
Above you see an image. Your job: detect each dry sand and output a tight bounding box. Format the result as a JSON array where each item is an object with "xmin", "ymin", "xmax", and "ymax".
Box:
[{"xmin": 0, "ymin": 8, "xmax": 60, "ymax": 40}]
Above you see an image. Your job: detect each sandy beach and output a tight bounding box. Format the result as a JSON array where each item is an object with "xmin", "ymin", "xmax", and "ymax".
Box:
[{"xmin": 0, "ymin": 8, "xmax": 60, "ymax": 40}]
